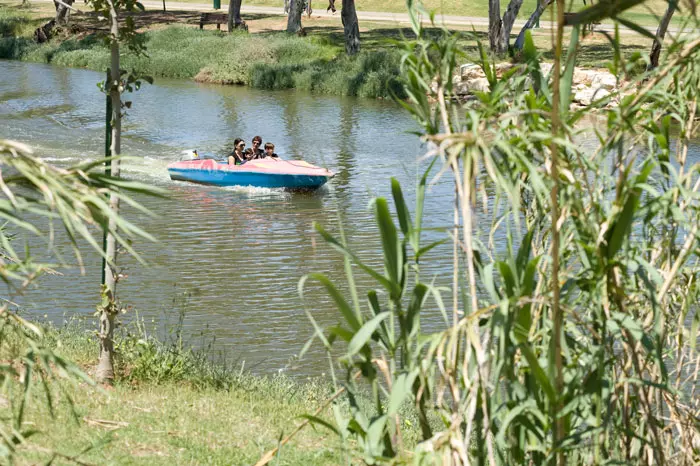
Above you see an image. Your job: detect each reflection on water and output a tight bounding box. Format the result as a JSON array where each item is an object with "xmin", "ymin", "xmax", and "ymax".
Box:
[
  {"xmin": 0, "ymin": 60, "xmax": 457, "ymax": 376},
  {"xmin": 1, "ymin": 61, "xmax": 698, "ymax": 376}
]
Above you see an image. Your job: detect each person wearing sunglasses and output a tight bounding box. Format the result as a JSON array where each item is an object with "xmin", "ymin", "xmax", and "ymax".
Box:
[
  {"xmin": 228, "ymin": 138, "xmax": 247, "ymax": 165},
  {"xmin": 245, "ymin": 135, "xmax": 265, "ymax": 160}
]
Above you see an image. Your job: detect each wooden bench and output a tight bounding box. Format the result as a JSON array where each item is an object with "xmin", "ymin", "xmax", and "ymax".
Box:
[{"xmin": 200, "ymin": 12, "xmax": 228, "ymax": 30}]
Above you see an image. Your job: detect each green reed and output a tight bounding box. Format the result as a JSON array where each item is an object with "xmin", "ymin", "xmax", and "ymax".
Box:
[{"xmin": 297, "ymin": 1, "xmax": 700, "ymax": 464}]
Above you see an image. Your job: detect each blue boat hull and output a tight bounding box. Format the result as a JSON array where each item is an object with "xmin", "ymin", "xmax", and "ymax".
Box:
[{"xmin": 168, "ymin": 166, "xmax": 330, "ymax": 189}]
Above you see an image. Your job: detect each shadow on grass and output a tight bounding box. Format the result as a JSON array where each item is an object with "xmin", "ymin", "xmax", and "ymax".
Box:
[
  {"xmin": 63, "ymin": 10, "xmax": 278, "ymax": 33},
  {"xmin": 542, "ymin": 42, "xmax": 647, "ymax": 67}
]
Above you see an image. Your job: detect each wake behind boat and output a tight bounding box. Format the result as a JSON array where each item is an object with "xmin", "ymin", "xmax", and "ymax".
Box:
[{"xmin": 167, "ymin": 158, "xmax": 334, "ymax": 190}]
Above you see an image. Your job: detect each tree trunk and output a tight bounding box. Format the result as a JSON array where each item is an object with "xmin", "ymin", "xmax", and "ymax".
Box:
[
  {"xmin": 227, "ymin": 0, "xmax": 246, "ymax": 31},
  {"xmin": 341, "ymin": 0, "xmax": 360, "ymax": 55},
  {"xmin": 488, "ymin": 0, "xmax": 502, "ymax": 53},
  {"xmin": 514, "ymin": 0, "xmax": 554, "ymax": 50},
  {"xmin": 497, "ymin": 0, "xmax": 525, "ymax": 53},
  {"xmin": 34, "ymin": 0, "xmax": 73, "ymax": 41},
  {"xmin": 96, "ymin": 0, "xmax": 122, "ymax": 385},
  {"xmin": 489, "ymin": 0, "xmax": 526, "ymax": 54},
  {"xmin": 647, "ymin": 0, "xmax": 676, "ymax": 70},
  {"xmin": 34, "ymin": 20, "xmax": 55, "ymax": 42},
  {"xmin": 286, "ymin": 0, "xmax": 304, "ymax": 33},
  {"xmin": 54, "ymin": 0, "xmax": 74, "ymax": 24}
]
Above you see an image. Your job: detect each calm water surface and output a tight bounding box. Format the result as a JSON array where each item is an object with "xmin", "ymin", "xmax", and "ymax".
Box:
[
  {"xmin": 1, "ymin": 61, "xmax": 459, "ymax": 376},
  {"xmin": 1, "ymin": 61, "xmax": 698, "ymax": 376}
]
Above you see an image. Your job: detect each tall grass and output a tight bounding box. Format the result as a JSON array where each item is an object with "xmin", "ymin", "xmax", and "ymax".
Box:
[
  {"xmin": 0, "ymin": 6, "xmax": 38, "ymax": 37},
  {"xmin": 293, "ymin": 1, "xmax": 700, "ymax": 465},
  {"xmin": 0, "ymin": 20, "xmax": 405, "ymax": 99}
]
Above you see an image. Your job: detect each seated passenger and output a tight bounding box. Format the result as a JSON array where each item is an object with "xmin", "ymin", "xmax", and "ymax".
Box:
[
  {"xmin": 263, "ymin": 142, "xmax": 279, "ymax": 159},
  {"xmin": 245, "ymin": 135, "xmax": 265, "ymax": 160},
  {"xmin": 228, "ymin": 138, "xmax": 247, "ymax": 165}
]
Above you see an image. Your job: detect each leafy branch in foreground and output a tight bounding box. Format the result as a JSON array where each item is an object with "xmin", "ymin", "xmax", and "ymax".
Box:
[
  {"xmin": 0, "ymin": 139, "xmax": 161, "ymax": 462},
  {"xmin": 291, "ymin": 1, "xmax": 700, "ymax": 464}
]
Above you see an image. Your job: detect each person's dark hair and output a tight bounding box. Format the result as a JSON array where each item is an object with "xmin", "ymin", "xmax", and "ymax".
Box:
[
  {"xmin": 233, "ymin": 138, "xmax": 244, "ymax": 150},
  {"xmin": 252, "ymin": 136, "xmax": 262, "ymax": 145},
  {"xmin": 264, "ymin": 142, "xmax": 275, "ymax": 150}
]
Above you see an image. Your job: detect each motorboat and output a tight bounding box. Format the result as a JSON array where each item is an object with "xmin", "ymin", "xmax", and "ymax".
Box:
[{"xmin": 167, "ymin": 158, "xmax": 334, "ymax": 190}]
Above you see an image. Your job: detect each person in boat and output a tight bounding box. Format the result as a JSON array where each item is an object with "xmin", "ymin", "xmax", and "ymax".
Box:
[
  {"xmin": 245, "ymin": 135, "xmax": 265, "ymax": 160},
  {"xmin": 263, "ymin": 142, "xmax": 279, "ymax": 160},
  {"xmin": 228, "ymin": 138, "xmax": 247, "ymax": 165}
]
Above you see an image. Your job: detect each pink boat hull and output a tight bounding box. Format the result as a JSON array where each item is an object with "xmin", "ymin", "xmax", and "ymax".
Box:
[{"xmin": 167, "ymin": 159, "xmax": 334, "ymax": 189}]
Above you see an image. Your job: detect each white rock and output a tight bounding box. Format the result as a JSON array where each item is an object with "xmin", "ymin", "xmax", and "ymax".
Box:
[
  {"xmin": 459, "ymin": 77, "xmax": 490, "ymax": 94},
  {"xmin": 573, "ymin": 68, "xmax": 596, "ymax": 85},
  {"xmin": 574, "ymin": 87, "xmax": 611, "ymax": 106},
  {"xmin": 495, "ymin": 62, "xmax": 513, "ymax": 75},
  {"xmin": 540, "ymin": 63, "xmax": 553, "ymax": 76},
  {"xmin": 591, "ymin": 72, "xmax": 618, "ymax": 90},
  {"xmin": 573, "ymin": 88, "xmax": 592, "ymax": 105},
  {"xmin": 460, "ymin": 63, "xmax": 484, "ymax": 80}
]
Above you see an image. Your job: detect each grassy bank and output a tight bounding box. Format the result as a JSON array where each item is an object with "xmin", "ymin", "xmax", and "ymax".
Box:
[
  {"xmin": 0, "ymin": 316, "xmax": 353, "ymax": 464},
  {"xmin": 0, "ymin": 6, "xmax": 405, "ymax": 99},
  {"xmin": 1, "ymin": 2, "xmax": 657, "ymax": 99}
]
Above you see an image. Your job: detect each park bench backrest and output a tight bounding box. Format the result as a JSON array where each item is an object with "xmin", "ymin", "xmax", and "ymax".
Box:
[{"xmin": 200, "ymin": 13, "xmax": 229, "ymax": 30}]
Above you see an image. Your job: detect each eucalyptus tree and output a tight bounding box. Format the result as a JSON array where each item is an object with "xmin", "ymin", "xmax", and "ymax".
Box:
[
  {"xmin": 514, "ymin": 0, "xmax": 554, "ymax": 50},
  {"xmin": 488, "ymin": 0, "xmax": 525, "ymax": 53},
  {"xmin": 341, "ymin": 0, "xmax": 360, "ymax": 54},
  {"xmin": 648, "ymin": 0, "xmax": 678, "ymax": 69},
  {"xmin": 33, "ymin": 0, "xmax": 76, "ymax": 42},
  {"xmin": 286, "ymin": 0, "xmax": 305, "ymax": 33},
  {"xmin": 227, "ymin": 0, "xmax": 246, "ymax": 31},
  {"xmin": 54, "ymin": 0, "xmax": 75, "ymax": 24}
]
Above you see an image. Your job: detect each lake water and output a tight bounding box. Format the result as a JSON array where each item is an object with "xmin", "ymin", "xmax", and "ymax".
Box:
[
  {"xmin": 1, "ymin": 60, "xmax": 698, "ymax": 377},
  {"xmin": 0, "ymin": 60, "xmax": 459, "ymax": 376}
]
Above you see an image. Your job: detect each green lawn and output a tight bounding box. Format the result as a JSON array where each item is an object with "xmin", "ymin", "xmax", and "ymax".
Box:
[
  {"xmin": 11, "ymin": 382, "xmax": 347, "ymax": 465},
  {"xmin": 0, "ymin": 320, "xmax": 351, "ymax": 465}
]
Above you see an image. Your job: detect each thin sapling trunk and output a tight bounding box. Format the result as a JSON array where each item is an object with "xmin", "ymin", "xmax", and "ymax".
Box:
[{"xmin": 96, "ymin": 0, "xmax": 122, "ymax": 385}]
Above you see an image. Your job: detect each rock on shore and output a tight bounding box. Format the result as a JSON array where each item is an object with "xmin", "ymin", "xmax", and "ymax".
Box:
[{"xmin": 451, "ymin": 63, "xmax": 627, "ymax": 108}]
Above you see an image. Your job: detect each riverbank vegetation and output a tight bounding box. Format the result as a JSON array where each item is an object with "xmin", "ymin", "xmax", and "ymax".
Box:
[
  {"xmin": 0, "ymin": 1, "xmax": 660, "ymax": 99},
  {"xmin": 0, "ymin": 4, "xmax": 405, "ymax": 98}
]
